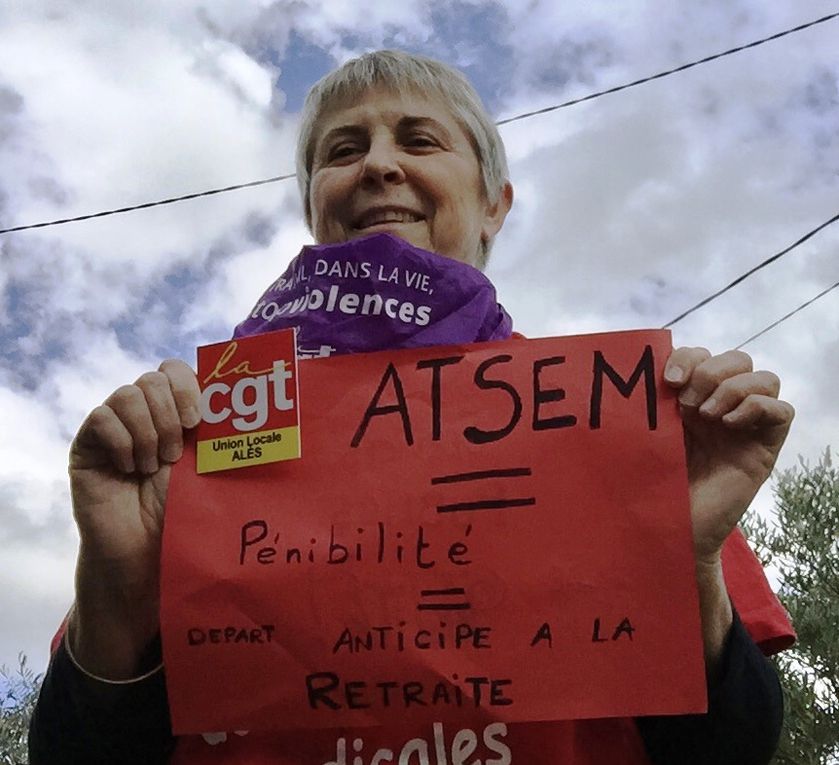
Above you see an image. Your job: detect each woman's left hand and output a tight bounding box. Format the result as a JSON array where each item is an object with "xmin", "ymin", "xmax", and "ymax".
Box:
[{"xmin": 664, "ymin": 347, "xmax": 795, "ymax": 566}]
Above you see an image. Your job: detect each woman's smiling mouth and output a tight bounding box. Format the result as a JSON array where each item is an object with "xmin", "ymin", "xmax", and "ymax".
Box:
[{"xmin": 353, "ymin": 208, "xmax": 425, "ymax": 230}]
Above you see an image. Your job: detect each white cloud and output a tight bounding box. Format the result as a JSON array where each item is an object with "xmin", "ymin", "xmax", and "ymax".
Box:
[
  {"xmin": 1, "ymin": 0, "xmax": 837, "ymax": 677},
  {"xmin": 183, "ymin": 213, "xmax": 313, "ymax": 335},
  {"xmin": 0, "ymin": 6, "xmax": 293, "ymax": 268},
  {"xmin": 292, "ymin": 0, "xmax": 430, "ymax": 55},
  {"xmin": 0, "ymin": 384, "xmax": 70, "ymax": 523}
]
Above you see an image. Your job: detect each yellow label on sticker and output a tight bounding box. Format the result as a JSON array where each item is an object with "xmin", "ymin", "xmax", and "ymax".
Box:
[{"xmin": 197, "ymin": 426, "xmax": 300, "ymax": 473}]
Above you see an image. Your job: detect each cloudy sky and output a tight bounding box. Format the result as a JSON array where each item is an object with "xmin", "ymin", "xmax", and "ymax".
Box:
[{"xmin": 1, "ymin": 1, "xmax": 837, "ymax": 678}]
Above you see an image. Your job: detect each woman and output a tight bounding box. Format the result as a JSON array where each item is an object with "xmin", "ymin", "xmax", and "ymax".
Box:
[{"xmin": 29, "ymin": 50, "xmax": 794, "ymax": 765}]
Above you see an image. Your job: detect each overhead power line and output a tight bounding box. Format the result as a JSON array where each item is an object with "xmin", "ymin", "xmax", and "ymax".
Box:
[
  {"xmin": 495, "ymin": 10, "xmax": 839, "ymax": 126},
  {"xmin": 1, "ymin": 10, "xmax": 837, "ymax": 236},
  {"xmin": 663, "ymin": 210, "xmax": 839, "ymax": 327},
  {"xmin": 736, "ymin": 279, "xmax": 839, "ymax": 349},
  {"xmin": 0, "ymin": 174, "xmax": 296, "ymax": 235}
]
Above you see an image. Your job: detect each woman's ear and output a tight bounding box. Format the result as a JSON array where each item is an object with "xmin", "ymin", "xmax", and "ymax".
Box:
[{"xmin": 481, "ymin": 181, "xmax": 514, "ymax": 244}]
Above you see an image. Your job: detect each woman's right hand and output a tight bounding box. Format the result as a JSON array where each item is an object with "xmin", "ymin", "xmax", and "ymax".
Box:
[{"xmin": 67, "ymin": 359, "xmax": 201, "ymax": 679}]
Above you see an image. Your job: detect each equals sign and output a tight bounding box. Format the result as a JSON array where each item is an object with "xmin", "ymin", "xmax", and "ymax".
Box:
[
  {"xmin": 418, "ymin": 588, "xmax": 471, "ymax": 611},
  {"xmin": 431, "ymin": 467, "xmax": 535, "ymax": 514}
]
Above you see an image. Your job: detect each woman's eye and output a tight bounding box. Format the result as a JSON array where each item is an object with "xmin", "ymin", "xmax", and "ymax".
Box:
[
  {"xmin": 407, "ymin": 135, "xmax": 438, "ymax": 148},
  {"xmin": 328, "ymin": 145, "xmax": 360, "ymax": 160}
]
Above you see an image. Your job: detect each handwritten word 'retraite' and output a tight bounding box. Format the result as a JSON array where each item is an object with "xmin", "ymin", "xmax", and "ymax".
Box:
[{"xmin": 305, "ymin": 672, "xmax": 513, "ymax": 712}]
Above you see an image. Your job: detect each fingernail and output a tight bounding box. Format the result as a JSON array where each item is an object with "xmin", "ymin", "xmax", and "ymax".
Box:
[
  {"xmin": 664, "ymin": 366, "xmax": 684, "ymax": 383},
  {"xmin": 162, "ymin": 443, "xmax": 182, "ymax": 463},
  {"xmin": 679, "ymin": 391, "xmax": 702, "ymax": 407},
  {"xmin": 699, "ymin": 397, "xmax": 718, "ymax": 416},
  {"xmin": 183, "ymin": 406, "xmax": 201, "ymax": 429},
  {"xmin": 141, "ymin": 457, "xmax": 159, "ymax": 474}
]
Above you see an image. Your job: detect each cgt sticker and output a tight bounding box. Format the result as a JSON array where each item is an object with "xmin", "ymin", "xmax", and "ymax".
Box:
[{"xmin": 196, "ymin": 328, "xmax": 300, "ymax": 473}]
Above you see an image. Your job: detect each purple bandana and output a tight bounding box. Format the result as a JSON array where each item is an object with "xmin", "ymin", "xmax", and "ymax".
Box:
[{"xmin": 233, "ymin": 233, "xmax": 512, "ymax": 356}]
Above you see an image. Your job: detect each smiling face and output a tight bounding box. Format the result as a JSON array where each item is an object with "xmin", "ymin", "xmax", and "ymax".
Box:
[{"xmin": 308, "ymin": 87, "xmax": 511, "ymax": 266}]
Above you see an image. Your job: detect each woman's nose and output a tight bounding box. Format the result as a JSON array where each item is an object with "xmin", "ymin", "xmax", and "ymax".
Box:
[{"xmin": 361, "ymin": 137, "xmax": 405, "ymax": 186}]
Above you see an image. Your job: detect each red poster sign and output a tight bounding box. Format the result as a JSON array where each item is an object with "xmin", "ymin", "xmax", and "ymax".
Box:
[{"xmin": 160, "ymin": 329, "xmax": 706, "ymax": 736}]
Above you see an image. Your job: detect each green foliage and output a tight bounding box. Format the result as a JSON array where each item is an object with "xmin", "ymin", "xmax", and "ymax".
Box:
[
  {"xmin": 742, "ymin": 449, "xmax": 839, "ymax": 765},
  {"xmin": 0, "ymin": 654, "xmax": 41, "ymax": 765}
]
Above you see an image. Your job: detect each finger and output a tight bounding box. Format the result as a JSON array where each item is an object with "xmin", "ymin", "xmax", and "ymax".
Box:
[
  {"xmin": 71, "ymin": 405, "xmax": 136, "ymax": 474},
  {"xmin": 159, "ymin": 359, "xmax": 201, "ymax": 429},
  {"xmin": 722, "ymin": 395, "xmax": 795, "ymax": 429},
  {"xmin": 676, "ymin": 349, "xmax": 754, "ymax": 408},
  {"xmin": 135, "ymin": 371, "xmax": 183, "ymax": 464},
  {"xmin": 697, "ymin": 370, "xmax": 781, "ymax": 419},
  {"xmin": 664, "ymin": 346, "xmax": 712, "ymax": 386},
  {"xmin": 105, "ymin": 385, "xmax": 159, "ymax": 474}
]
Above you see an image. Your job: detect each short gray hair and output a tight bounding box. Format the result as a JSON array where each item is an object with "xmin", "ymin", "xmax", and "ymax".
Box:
[{"xmin": 295, "ymin": 49, "xmax": 509, "ymax": 267}]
